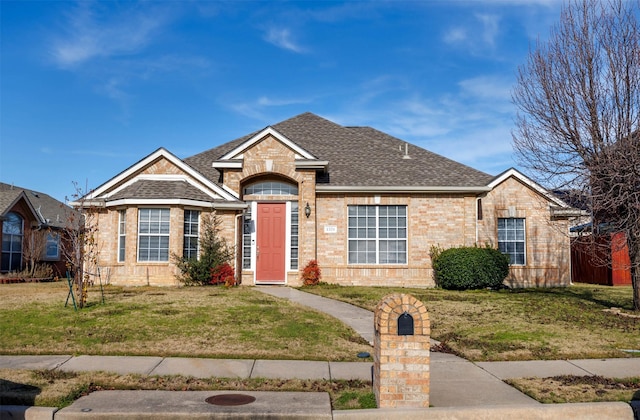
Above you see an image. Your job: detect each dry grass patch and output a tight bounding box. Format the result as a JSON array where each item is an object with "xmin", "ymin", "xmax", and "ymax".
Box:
[
  {"xmin": 507, "ymin": 375, "xmax": 640, "ymax": 403},
  {"xmin": 0, "ymin": 368, "xmax": 374, "ymax": 410}
]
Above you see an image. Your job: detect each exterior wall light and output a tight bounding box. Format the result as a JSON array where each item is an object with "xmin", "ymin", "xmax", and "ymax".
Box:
[{"xmin": 305, "ymin": 202, "xmax": 311, "ymax": 218}]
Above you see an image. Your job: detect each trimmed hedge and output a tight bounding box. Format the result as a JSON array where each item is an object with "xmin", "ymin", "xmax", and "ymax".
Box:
[{"xmin": 432, "ymin": 246, "xmax": 510, "ymax": 290}]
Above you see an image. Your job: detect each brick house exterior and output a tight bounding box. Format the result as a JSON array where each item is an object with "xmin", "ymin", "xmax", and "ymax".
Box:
[
  {"xmin": 0, "ymin": 182, "xmax": 76, "ymax": 277},
  {"xmin": 75, "ymin": 113, "xmax": 576, "ymax": 287}
]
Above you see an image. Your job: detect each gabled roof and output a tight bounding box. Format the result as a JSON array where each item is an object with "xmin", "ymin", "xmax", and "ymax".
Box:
[
  {"xmin": 186, "ymin": 112, "xmax": 495, "ymax": 191},
  {"xmin": 80, "ymin": 148, "xmax": 244, "ymax": 208},
  {"xmin": 488, "ymin": 168, "xmax": 570, "ymax": 208},
  {"xmin": 0, "ymin": 182, "xmax": 74, "ymax": 229}
]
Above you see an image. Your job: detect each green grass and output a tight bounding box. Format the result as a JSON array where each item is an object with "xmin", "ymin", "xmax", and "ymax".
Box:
[
  {"xmin": 302, "ymin": 283, "xmax": 640, "ymax": 361},
  {"xmin": 0, "ymin": 282, "xmax": 370, "ymax": 361}
]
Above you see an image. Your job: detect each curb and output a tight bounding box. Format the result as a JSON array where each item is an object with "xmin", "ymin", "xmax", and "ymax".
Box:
[
  {"xmin": 333, "ymin": 402, "xmax": 635, "ymax": 420},
  {"xmin": 2, "ymin": 401, "xmax": 635, "ymax": 420}
]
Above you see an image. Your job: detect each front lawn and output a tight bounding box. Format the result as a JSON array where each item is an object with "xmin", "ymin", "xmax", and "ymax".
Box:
[
  {"xmin": 0, "ymin": 282, "xmax": 370, "ymax": 361},
  {"xmin": 302, "ymin": 283, "xmax": 640, "ymax": 361}
]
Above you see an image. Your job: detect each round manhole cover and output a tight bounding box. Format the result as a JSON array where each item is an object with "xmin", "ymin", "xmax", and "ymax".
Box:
[{"xmin": 205, "ymin": 394, "xmax": 256, "ymax": 406}]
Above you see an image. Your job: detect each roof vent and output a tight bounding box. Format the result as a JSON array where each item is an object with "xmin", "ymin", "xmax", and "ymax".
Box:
[
  {"xmin": 31, "ymin": 191, "xmax": 39, "ymax": 197},
  {"xmin": 402, "ymin": 143, "xmax": 411, "ymax": 160}
]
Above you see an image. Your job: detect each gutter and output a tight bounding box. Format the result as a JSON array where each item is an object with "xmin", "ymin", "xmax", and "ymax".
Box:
[{"xmin": 316, "ymin": 185, "xmax": 492, "ymax": 194}]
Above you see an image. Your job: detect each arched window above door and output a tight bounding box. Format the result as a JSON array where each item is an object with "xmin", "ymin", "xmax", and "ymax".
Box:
[{"xmin": 243, "ymin": 181, "xmax": 298, "ymax": 196}]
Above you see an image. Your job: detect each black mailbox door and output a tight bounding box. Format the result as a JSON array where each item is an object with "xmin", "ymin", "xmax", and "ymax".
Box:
[{"xmin": 398, "ymin": 312, "xmax": 414, "ymax": 335}]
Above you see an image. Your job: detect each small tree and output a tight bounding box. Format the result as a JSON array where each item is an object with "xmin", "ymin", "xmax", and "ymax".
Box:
[
  {"xmin": 173, "ymin": 211, "xmax": 234, "ymax": 286},
  {"xmin": 63, "ymin": 182, "xmax": 100, "ymax": 308},
  {"xmin": 22, "ymin": 228, "xmax": 47, "ymax": 277}
]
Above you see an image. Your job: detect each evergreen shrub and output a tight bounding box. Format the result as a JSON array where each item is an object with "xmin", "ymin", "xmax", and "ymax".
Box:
[{"xmin": 432, "ymin": 246, "xmax": 509, "ymax": 290}]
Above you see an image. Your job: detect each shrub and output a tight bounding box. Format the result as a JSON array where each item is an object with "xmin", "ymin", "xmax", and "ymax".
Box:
[
  {"xmin": 211, "ymin": 263, "xmax": 235, "ymax": 287},
  {"xmin": 173, "ymin": 212, "xmax": 234, "ymax": 286},
  {"xmin": 432, "ymin": 246, "xmax": 509, "ymax": 290},
  {"xmin": 301, "ymin": 260, "xmax": 321, "ymax": 286}
]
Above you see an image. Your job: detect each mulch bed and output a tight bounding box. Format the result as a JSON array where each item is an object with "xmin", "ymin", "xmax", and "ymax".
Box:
[{"xmin": 0, "ymin": 277, "xmax": 56, "ymax": 284}]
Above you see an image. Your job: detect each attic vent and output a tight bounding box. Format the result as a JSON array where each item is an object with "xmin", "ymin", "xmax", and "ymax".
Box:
[
  {"xmin": 31, "ymin": 191, "xmax": 39, "ymax": 197},
  {"xmin": 402, "ymin": 143, "xmax": 411, "ymax": 160}
]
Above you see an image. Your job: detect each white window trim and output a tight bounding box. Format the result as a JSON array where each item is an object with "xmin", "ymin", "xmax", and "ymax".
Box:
[
  {"xmin": 183, "ymin": 209, "xmax": 200, "ymax": 260},
  {"xmin": 347, "ymin": 205, "xmax": 408, "ymax": 265},
  {"xmin": 118, "ymin": 210, "xmax": 126, "ymax": 263},
  {"xmin": 498, "ymin": 217, "xmax": 527, "ymax": 266},
  {"xmin": 137, "ymin": 208, "xmax": 171, "ymax": 263}
]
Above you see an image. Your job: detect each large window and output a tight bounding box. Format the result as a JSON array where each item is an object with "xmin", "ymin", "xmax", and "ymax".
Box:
[
  {"xmin": 183, "ymin": 210, "xmax": 199, "ymax": 260},
  {"xmin": 348, "ymin": 205, "xmax": 407, "ymax": 264},
  {"xmin": 138, "ymin": 208, "xmax": 170, "ymax": 262},
  {"xmin": 1, "ymin": 212, "xmax": 23, "ymax": 272},
  {"xmin": 118, "ymin": 210, "xmax": 126, "ymax": 262},
  {"xmin": 498, "ymin": 218, "xmax": 526, "ymax": 265}
]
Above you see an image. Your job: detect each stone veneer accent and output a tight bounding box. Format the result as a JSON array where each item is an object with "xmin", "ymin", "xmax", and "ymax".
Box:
[{"xmin": 374, "ymin": 293, "xmax": 430, "ymax": 408}]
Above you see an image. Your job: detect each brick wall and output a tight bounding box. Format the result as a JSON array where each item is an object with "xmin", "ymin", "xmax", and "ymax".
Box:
[
  {"xmin": 478, "ymin": 177, "xmax": 571, "ymax": 287},
  {"xmin": 87, "ymin": 139, "xmax": 572, "ymax": 288},
  {"xmin": 374, "ymin": 293, "xmax": 430, "ymax": 408}
]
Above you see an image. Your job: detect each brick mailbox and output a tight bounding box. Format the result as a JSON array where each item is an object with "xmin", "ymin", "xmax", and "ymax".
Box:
[{"xmin": 373, "ymin": 293, "xmax": 430, "ymax": 408}]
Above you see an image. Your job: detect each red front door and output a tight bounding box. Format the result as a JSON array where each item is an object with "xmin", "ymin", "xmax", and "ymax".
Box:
[{"xmin": 256, "ymin": 203, "xmax": 286, "ymax": 283}]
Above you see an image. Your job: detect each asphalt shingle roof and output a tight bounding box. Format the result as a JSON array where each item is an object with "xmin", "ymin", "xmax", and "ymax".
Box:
[
  {"xmin": 0, "ymin": 182, "xmax": 74, "ymax": 228},
  {"xmin": 109, "ymin": 179, "xmax": 221, "ymax": 202},
  {"xmin": 185, "ymin": 112, "xmax": 493, "ymax": 188}
]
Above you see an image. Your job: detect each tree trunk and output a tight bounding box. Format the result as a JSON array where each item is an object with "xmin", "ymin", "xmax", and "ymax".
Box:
[
  {"xmin": 629, "ymin": 234, "xmax": 640, "ymax": 311},
  {"xmin": 632, "ymin": 259, "xmax": 640, "ymax": 311}
]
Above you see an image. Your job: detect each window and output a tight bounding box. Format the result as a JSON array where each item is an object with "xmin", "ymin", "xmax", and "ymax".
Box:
[
  {"xmin": 498, "ymin": 218, "xmax": 526, "ymax": 265},
  {"xmin": 183, "ymin": 210, "xmax": 199, "ymax": 260},
  {"xmin": 243, "ymin": 181, "xmax": 298, "ymax": 196},
  {"xmin": 290, "ymin": 202, "xmax": 299, "ymax": 270},
  {"xmin": 44, "ymin": 232, "xmax": 60, "ymax": 260},
  {"xmin": 242, "ymin": 208, "xmax": 252, "ymax": 269},
  {"xmin": 138, "ymin": 208, "xmax": 170, "ymax": 262},
  {"xmin": 348, "ymin": 205, "xmax": 407, "ymax": 264},
  {"xmin": 118, "ymin": 210, "xmax": 126, "ymax": 262},
  {"xmin": 1, "ymin": 212, "xmax": 23, "ymax": 272}
]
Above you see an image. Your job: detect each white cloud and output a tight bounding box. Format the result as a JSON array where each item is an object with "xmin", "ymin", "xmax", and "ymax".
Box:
[
  {"xmin": 443, "ymin": 27, "xmax": 467, "ymax": 44},
  {"xmin": 476, "ymin": 14, "xmax": 500, "ymax": 47},
  {"xmin": 264, "ymin": 27, "xmax": 306, "ymax": 53},
  {"xmin": 50, "ymin": 2, "xmax": 172, "ymax": 68},
  {"xmin": 458, "ymin": 75, "xmax": 512, "ymax": 102},
  {"xmin": 442, "ymin": 13, "xmax": 502, "ymax": 52}
]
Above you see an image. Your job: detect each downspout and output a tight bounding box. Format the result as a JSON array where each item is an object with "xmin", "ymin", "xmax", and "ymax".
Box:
[{"xmin": 475, "ymin": 197, "xmax": 481, "ymax": 244}]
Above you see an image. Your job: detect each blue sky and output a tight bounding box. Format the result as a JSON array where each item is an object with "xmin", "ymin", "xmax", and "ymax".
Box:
[{"xmin": 1, "ymin": 0, "xmax": 562, "ymax": 202}]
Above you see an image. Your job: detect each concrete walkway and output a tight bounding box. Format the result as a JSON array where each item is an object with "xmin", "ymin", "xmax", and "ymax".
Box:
[{"xmin": 1, "ymin": 286, "xmax": 639, "ymax": 419}]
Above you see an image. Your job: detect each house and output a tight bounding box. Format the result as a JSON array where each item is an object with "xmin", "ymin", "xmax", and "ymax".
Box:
[
  {"xmin": 0, "ymin": 182, "xmax": 75, "ymax": 277},
  {"xmin": 75, "ymin": 112, "xmax": 577, "ymax": 288}
]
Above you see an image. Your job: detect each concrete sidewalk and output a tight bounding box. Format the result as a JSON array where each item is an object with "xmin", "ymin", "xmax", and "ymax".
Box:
[{"xmin": 1, "ymin": 354, "xmax": 637, "ymax": 419}]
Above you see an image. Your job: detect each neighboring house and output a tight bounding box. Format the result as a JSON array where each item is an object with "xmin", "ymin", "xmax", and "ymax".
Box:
[
  {"xmin": 75, "ymin": 113, "xmax": 578, "ymax": 288},
  {"xmin": 0, "ymin": 182, "xmax": 75, "ymax": 277}
]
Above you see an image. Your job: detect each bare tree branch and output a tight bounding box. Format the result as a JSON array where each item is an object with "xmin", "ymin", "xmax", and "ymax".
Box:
[{"xmin": 512, "ymin": 0, "xmax": 640, "ymax": 309}]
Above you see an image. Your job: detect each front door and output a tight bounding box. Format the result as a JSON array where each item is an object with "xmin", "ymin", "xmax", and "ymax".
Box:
[{"xmin": 256, "ymin": 203, "xmax": 286, "ymax": 283}]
